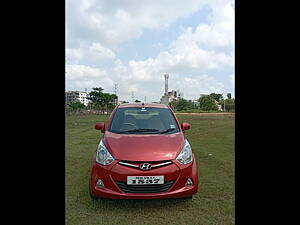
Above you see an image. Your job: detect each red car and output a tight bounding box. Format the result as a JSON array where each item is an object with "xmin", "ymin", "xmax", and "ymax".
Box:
[{"xmin": 89, "ymin": 103, "xmax": 198, "ymax": 199}]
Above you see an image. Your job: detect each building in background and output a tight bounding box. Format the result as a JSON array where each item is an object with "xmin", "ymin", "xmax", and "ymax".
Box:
[
  {"xmin": 160, "ymin": 74, "xmax": 183, "ymax": 105},
  {"xmin": 161, "ymin": 90, "xmax": 183, "ymax": 104},
  {"xmin": 65, "ymin": 91, "xmax": 90, "ymax": 106}
]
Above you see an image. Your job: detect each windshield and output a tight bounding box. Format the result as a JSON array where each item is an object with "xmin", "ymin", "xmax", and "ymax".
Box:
[{"xmin": 109, "ymin": 107, "xmax": 180, "ymax": 134}]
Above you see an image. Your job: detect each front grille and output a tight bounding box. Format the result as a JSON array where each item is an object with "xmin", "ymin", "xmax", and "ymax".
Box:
[
  {"xmin": 115, "ymin": 180, "xmax": 175, "ymax": 194},
  {"xmin": 118, "ymin": 160, "xmax": 173, "ymax": 170}
]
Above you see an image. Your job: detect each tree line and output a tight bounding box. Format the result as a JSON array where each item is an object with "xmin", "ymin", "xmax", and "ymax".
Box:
[
  {"xmin": 66, "ymin": 88, "xmax": 234, "ymax": 113},
  {"xmin": 170, "ymin": 93, "xmax": 235, "ymax": 112},
  {"xmin": 66, "ymin": 87, "xmax": 117, "ymax": 113}
]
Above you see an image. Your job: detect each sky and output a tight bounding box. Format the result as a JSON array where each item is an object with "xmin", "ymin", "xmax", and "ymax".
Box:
[{"xmin": 66, "ymin": 0, "xmax": 234, "ymax": 103}]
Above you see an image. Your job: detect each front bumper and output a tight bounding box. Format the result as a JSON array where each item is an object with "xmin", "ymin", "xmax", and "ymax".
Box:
[{"xmin": 89, "ymin": 154, "xmax": 199, "ymax": 199}]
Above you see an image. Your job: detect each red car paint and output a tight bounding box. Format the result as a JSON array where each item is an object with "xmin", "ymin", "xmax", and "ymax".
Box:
[
  {"xmin": 103, "ymin": 131, "xmax": 184, "ymax": 161},
  {"xmin": 90, "ymin": 103, "xmax": 199, "ymax": 199}
]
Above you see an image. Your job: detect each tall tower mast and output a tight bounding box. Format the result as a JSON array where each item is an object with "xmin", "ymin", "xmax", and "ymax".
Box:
[{"xmin": 164, "ymin": 73, "xmax": 169, "ymax": 96}]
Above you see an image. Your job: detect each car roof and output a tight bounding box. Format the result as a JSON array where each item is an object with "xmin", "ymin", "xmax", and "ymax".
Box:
[{"xmin": 117, "ymin": 103, "xmax": 169, "ymax": 109}]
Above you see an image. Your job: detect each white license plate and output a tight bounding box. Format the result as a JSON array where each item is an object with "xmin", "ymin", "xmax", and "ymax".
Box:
[{"xmin": 127, "ymin": 176, "xmax": 164, "ymax": 185}]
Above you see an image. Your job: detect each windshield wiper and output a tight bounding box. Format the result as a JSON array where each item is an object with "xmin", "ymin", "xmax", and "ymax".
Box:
[
  {"xmin": 117, "ymin": 128, "xmax": 160, "ymax": 134},
  {"xmin": 159, "ymin": 128, "xmax": 176, "ymax": 134}
]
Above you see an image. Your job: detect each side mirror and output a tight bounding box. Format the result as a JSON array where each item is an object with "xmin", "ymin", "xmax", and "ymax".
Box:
[
  {"xmin": 181, "ymin": 122, "xmax": 191, "ymax": 131},
  {"xmin": 95, "ymin": 122, "xmax": 105, "ymax": 133}
]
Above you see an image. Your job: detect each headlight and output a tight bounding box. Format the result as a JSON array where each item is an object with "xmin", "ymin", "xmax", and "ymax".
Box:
[
  {"xmin": 95, "ymin": 140, "xmax": 115, "ymax": 165},
  {"xmin": 176, "ymin": 139, "xmax": 193, "ymax": 165}
]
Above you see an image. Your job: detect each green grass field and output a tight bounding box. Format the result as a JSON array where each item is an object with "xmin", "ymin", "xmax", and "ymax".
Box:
[{"xmin": 66, "ymin": 113, "xmax": 235, "ymax": 225}]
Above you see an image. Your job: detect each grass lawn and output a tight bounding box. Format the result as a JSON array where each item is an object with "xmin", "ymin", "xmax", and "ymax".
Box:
[{"xmin": 66, "ymin": 113, "xmax": 235, "ymax": 225}]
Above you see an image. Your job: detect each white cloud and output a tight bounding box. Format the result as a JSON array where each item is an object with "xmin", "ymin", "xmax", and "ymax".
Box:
[
  {"xmin": 66, "ymin": 64, "xmax": 114, "ymax": 90},
  {"xmin": 89, "ymin": 43, "xmax": 116, "ymax": 59},
  {"xmin": 169, "ymin": 1, "xmax": 234, "ymax": 54},
  {"xmin": 229, "ymin": 74, "xmax": 234, "ymax": 83},
  {"xmin": 65, "ymin": 0, "xmax": 234, "ymax": 103},
  {"xmin": 94, "ymin": 51, "xmax": 229, "ymax": 101},
  {"xmin": 173, "ymin": 75, "xmax": 225, "ymax": 100},
  {"xmin": 120, "ymin": 0, "xmax": 234, "ymax": 79},
  {"xmin": 67, "ymin": 0, "xmax": 213, "ymax": 48},
  {"xmin": 66, "ymin": 57, "xmax": 231, "ymax": 102},
  {"xmin": 66, "ymin": 42, "xmax": 115, "ymax": 64}
]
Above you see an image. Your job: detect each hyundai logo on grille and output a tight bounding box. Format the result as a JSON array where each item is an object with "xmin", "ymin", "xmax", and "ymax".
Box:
[{"xmin": 139, "ymin": 163, "xmax": 152, "ymax": 170}]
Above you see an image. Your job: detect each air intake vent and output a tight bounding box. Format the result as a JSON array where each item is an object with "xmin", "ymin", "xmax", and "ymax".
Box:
[{"xmin": 115, "ymin": 180, "xmax": 175, "ymax": 193}]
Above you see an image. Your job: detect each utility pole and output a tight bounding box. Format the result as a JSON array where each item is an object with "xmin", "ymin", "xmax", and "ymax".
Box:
[
  {"xmin": 114, "ymin": 83, "xmax": 118, "ymax": 95},
  {"xmin": 144, "ymin": 96, "xmax": 146, "ymax": 103},
  {"xmin": 224, "ymin": 94, "xmax": 226, "ymax": 112},
  {"xmin": 114, "ymin": 83, "xmax": 118, "ymax": 105}
]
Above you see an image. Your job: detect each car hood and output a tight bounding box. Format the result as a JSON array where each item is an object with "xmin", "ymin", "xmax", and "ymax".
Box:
[{"xmin": 103, "ymin": 131, "xmax": 185, "ymax": 161}]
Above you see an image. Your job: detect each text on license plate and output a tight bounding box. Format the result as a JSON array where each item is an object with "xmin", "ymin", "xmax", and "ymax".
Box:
[{"xmin": 127, "ymin": 176, "xmax": 164, "ymax": 185}]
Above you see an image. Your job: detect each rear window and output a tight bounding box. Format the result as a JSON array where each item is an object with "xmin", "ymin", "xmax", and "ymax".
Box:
[{"xmin": 109, "ymin": 107, "xmax": 179, "ymax": 134}]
